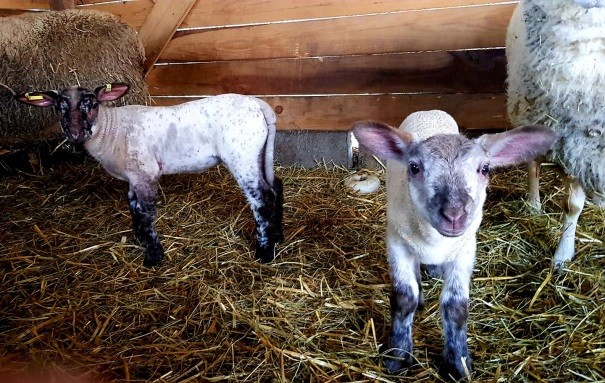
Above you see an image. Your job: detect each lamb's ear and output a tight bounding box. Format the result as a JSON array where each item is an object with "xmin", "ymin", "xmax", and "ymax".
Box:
[
  {"xmin": 476, "ymin": 125, "xmax": 556, "ymax": 168},
  {"xmin": 94, "ymin": 83, "xmax": 130, "ymax": 102},
  {"xmin": 15, "ymin": 91, "xmax": 58, "ymax": 107},
  {"xmin": 352, "ymin": 121, "xmax": 413, "ymax": 161}
]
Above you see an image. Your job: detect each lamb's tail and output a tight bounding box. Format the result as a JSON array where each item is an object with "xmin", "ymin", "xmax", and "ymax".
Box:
[{"xmin": 255, "ymin": 98, "xmax": 277, "ymax": 186}]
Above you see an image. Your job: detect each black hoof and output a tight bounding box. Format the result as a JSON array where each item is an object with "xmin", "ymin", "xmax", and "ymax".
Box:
[
  {"xmin": 274, "ymin": 228, "xmax": 285, "ymax": 244},
  {"xmin": 143, "ymin": 242, "xmax": 165, "ymax": 267},
  {"xmin": 438, "ymin": 356, "xmax": 472, "ymax": 381},
  {"xmin": 381, "ymin": 344, "xmax": 413, "ymax": 374},
  {"xmin": 255, "ymin": 242, "xmax": 275, "ymax": 263}
]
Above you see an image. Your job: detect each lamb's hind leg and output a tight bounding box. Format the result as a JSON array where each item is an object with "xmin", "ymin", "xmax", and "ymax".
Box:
[
  {"xmin": 554, "ymin": 177, "xmax": 585, "ymax": 267},
  {"xmin": 128, "ymin": 181, "xmax": 165, "ymax": 267},
  {"xmin": 272, "ymin": 177, "xmax": 285, "ymax": 244},
  {"xmin": 236, "ymin": 177, "xmax": 280, "ymax": 263}
]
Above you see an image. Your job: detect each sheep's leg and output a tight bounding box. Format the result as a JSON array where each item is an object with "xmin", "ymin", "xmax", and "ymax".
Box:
[
  {"xmin": 553, "ymin": 177, "xmax": 585, "ymax": 267},
  {"xmin": 424, "ymin": 263, "xmax": 444, "ymax": 279},
  {"xmin": 527, "ymin": 159, "xmax": 542, "ymax": 212},
  {"xmin": 384, "ymin": 235, "xmax": 419, "ymax": 373},
  {"xmin": 416, "ymin": 265, "xmax": 425, "ymax": 311},
  {"xmin": 272, "ymin": 177, "xmax": 285, "ymax": 244},
  {"xmin": 127, "ymin": 182, "xmax": 164, "ymax": 267},
  {"xmin": 236, "ymin": 178, "xmax": 279, "ymax": 263},
  {"xmin": 439, "ymin": 260, "xmax": 473, "ymax": 380}
]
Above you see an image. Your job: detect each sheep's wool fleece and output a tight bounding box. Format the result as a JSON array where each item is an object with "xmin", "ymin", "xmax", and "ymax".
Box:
[
  {"xmin": 387, "ymin": 111, "xmax": 477, "ymax": 265},
  {"xmin": 506, "ymin": 0, "xmax": 605, "ymax": 202},
  {"xmin": 0, "ymin": 9, "xmax": 148, "ymax": 145}
]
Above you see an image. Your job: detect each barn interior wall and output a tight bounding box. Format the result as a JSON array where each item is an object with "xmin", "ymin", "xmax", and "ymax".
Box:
[{"xmin": 0, "ymin": 0, "xmax": 517, "ymax": 166}]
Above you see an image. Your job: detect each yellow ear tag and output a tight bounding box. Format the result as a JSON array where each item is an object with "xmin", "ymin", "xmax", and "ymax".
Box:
[
  {"xmin": 26, "ymin": 93, "xmax": 43, "ymax": 101},
  {"xmin": 105, "ymin": 84, "xmax": 112, "ymax": 92}
]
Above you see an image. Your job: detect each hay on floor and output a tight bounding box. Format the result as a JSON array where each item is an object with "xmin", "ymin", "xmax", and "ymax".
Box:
[{"xmin": 0, "ymin": 160, "xmax": 603, "ymax": 382}]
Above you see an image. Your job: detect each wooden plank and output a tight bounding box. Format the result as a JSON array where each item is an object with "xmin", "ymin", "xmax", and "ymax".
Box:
[
  {"xmin": 137, "ymin": 0, "xmax": 196, "ymax": 75},
  {"xmin": 35, "ymin": 0, "xmax": 518, "ymax": 32},
  {"xmin": 77, "ymin": 0, "xmax": 121, "ymax": 4},
  {"xmin": 150, "ymin": 94, "xmax": 509, "ymax": 131},
  {"xmin": 0, "ymin": 0, "xmax": 48, "ymax": 10},
  {"xmin": 50, "ymin": 0, "xmax": 75, "ymax": 10},
  {"xmin": 75, "ymin": 1, "xmax": 153, "ymax": 30},
  {"xmin": 73, "ymin": 0, "xmax": 515, "ymax": 30},
  {"xmin": 1, "ymin": 1, "xmax": 519, "ymax": 30},
  {"xmin": 161, "ymin": 4, "xmax": 515, "ymax": 62},
  {"xmin": 0, "ymin": 9, "xmax": 34, "ymax": 16},
  {"xmin": 147, "ymin": 49, "xmax": 506, "ymax": 96},
  {"xmin": 179, "ymin": 0, "xmax": 517, "ymax": 29}
]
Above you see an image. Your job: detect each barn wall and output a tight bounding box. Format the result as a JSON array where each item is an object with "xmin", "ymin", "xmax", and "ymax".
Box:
[{"xmin": 0, "ymin": 0, "xmax": 516, "ymax": 132}]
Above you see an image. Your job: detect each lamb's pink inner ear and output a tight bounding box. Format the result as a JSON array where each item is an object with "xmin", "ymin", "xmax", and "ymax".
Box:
[
  {"xmin": 16, "ymin": 93, "xmax": 56, "ymax": 107},
  {"xmin": 96, "ymin": 83, "xmax": 129, "ymax": 102},
  {"xmin": 478, "ymin": 125, "xmax": 556, "ymax": 168},
  {"xmin": 352, "ymin": 121, "xmax": 410, "ymax": 160}
]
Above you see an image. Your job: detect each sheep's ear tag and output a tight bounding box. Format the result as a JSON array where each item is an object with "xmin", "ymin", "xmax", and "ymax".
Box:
[
  {"xmin": 25, "ymin": 93, "xmax": 43, "ymax": 101},
  {"xmin": 105, "ymin": 84, "xmax": 112, "ymax": 92}
]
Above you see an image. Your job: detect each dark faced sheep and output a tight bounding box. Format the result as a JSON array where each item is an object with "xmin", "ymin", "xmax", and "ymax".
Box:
[{"xmin": 17, "ymin": 84, "xmax": 284, "ymax": 267}]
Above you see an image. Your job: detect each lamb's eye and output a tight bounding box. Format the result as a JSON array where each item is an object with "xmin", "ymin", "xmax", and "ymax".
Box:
[
  {"xmin": 409, "ymin": 163, "xmax": 420, "ymax": 175},
  {"xmin": 480, "ymin": 164, "xmax": 490, "ymax": 176}
]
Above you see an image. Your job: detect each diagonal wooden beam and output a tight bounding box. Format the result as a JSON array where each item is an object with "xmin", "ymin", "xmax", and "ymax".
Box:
[
  {"xmin": 138, "ymin": 0, "xmax": 196, "ymax": 76},
  {"xmin": 49, "ymin": 0, "xmax": 75, "ymax": 10}
]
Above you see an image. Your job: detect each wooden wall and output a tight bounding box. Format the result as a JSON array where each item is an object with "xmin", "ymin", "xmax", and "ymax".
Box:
[{"xmin": 0, "ymin": 0, "xmax": 517, "ymax": 132}]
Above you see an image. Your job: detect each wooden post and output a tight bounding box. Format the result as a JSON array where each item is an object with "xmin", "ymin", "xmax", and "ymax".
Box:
[
  {"xmin": 49, "ymin": 0, "xmax": 75, "ymax": 10},
  {"xmin": 138, "ymin": 0, "xmax": 197, "ymax": 76}
]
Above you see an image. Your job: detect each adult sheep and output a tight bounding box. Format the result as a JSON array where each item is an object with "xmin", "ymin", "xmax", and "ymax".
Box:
[
  {"xmin": 0, "ymin": 9, "xmax": 148, "ymax": 146},
  {"xmin": 506, "ymin": 0, "xmax": 605, "ymax": 267}
]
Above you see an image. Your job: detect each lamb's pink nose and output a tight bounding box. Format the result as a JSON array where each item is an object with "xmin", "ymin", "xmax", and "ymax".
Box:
[{"xmin": 441, "ymin": 207, "xmax": 467, "ymax": 230}]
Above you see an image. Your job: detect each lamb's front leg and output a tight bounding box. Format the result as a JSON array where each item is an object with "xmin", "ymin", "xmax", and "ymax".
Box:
[
  {"xmin": 384, "ymin": 234, "xmax": 420, "ymax": 373},
  {"xmin": 127, "ymin": 181, "xmax": 164, "ymax": 267},
  {"xmin": 439, "ymin": 259, "xmax": 473, "ymax": 380}
]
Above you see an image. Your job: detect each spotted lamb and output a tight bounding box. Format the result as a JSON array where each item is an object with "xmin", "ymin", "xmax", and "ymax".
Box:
[{"xmin": 17, "ymin": 84, "xmax": 283, "ymax": 267}]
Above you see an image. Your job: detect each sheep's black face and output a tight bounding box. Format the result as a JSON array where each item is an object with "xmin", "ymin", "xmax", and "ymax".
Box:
[{"xmin": 57, "ymin": 87, "xmax": 100, "ymax": 145}]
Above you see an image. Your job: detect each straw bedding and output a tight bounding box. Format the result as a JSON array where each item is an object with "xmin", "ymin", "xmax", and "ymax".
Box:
[{"xmin": 0, "ymin": 160, "xmax": 603, "ymax": 382}]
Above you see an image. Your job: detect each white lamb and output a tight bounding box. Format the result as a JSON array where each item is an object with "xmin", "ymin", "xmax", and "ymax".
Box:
[
  {"xmin": 353, "ymin": 111, "xmax": 554, "ymax": 380},
  {"xmin": 507, "ymin": 0, "xmax": 605, "ymax": 266},
  {"xmin": 17, "ymin": 84, "xmax": 284, "ymax": 267}
]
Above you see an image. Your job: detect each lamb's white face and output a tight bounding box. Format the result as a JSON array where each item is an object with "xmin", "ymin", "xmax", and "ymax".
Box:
[
  {"xmin": 405, "ymin": 134, "xmax": 490, "ymax": 237},
  {"xmin": 352, "ymin": 120, "xmax": 557, "ymax": 239}
]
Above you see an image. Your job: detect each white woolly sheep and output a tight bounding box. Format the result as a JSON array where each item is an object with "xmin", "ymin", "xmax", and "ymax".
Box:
[
  {"xmin": 353, "ymin": 111, "xmax": 555, "ymax": 380},
  {"xmin": 507, "ymin": 0, "xmax": 605, "ymax": 266},
  {"xmin": 17, "ymin": 84, "xmax": 283, "ymax": 267}
]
